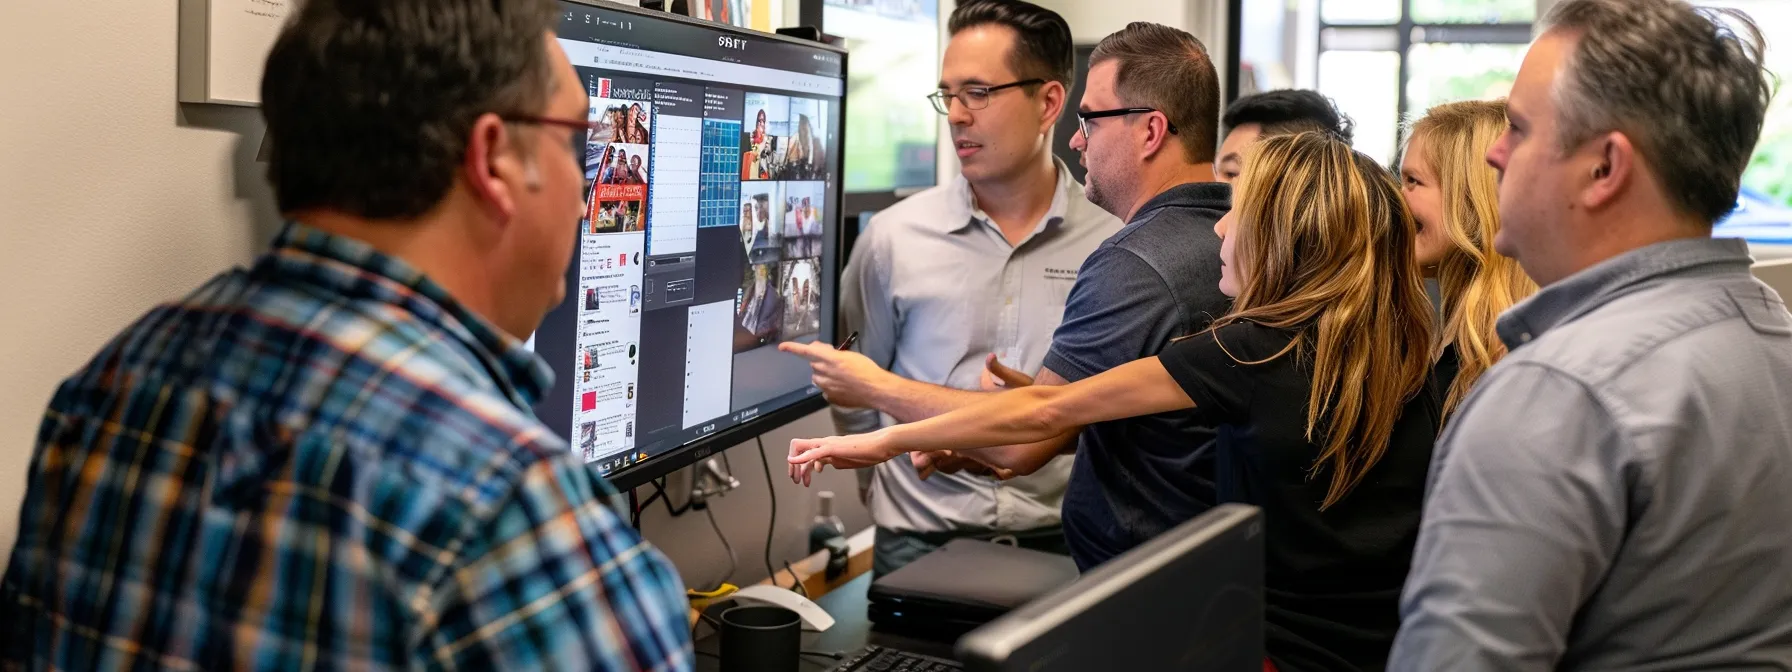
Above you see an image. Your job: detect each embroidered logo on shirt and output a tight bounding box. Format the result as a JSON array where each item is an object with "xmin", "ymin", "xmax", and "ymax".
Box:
[{"xmin": 1044, "ymin": 267, "xmax": 1079, "ymax": 281}]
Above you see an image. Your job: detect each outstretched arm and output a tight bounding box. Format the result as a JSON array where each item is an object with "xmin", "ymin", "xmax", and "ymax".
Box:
[
  {"xmin": 788, "ymin": 357, "xmax": 1192, "ymax": 484},
  {"xmin": 786, "ymin": 340, "xmax": 998, "ymax": 424}
]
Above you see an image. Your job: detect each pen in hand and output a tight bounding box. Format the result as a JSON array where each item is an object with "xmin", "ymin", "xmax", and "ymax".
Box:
[{"xmin": 836, "ymin": 331, "xmax": 859, "ymax": 351}]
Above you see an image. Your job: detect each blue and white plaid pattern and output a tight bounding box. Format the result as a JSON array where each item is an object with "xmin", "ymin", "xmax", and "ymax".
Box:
[{"xmin": 1, "ymin": 222, "xmax": 692, "ymax": 670}]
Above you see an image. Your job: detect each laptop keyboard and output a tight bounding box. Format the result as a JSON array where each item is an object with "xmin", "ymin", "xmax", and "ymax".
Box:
[{"xmin": 828, "ymin": 645, "xmax": 964, "ymax": 672}]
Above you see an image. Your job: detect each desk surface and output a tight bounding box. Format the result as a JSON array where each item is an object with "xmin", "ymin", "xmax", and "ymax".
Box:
[{"xmin": 694, "ymin": 573, "xmax": 958, "ymax": 671}]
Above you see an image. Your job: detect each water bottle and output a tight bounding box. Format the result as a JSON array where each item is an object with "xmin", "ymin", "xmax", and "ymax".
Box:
[{"xmin": 808, "ymin": 491, "xmax": 847, "ymax": 555}]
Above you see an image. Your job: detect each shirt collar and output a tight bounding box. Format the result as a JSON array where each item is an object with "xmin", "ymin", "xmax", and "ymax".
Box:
[
  {"xmin": 941, "ymin": 158, "xmax": 1079, "ymax": 235},
  {"xmin": 1128, "ymin": 181, "xmax": 1232, "ymax": 223},
  {"xmin": 1497, "ymin": 236, "xmax": 1755, "ymax": 350},
  {"xmin": 263, "ymin": 221, "xmax": 554, "ymax": 410}
]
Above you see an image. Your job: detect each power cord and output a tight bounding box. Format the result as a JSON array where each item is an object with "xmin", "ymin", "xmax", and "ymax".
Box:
[
  {"xmin": 753, "ymin": 436, "xmax": 814, "ymax": 599},
  {"xmin": 784, "ymin": 560, "xmax": 809, "ymax": 598},
  {"xmin": 703, "ymin": 506, "xmax": 738, "ymax": 591},
  {"xmin": 650, "ymin": 477, "xmax": 693, "ymax": 517},
  {"xmin": 757, "ymin": 435, "xmax": 779, "ymax": 585}
]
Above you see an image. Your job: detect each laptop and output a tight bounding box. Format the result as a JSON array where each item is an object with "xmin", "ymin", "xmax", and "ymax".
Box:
[{"xmin": 866, "ymin": 538, "xmax": 1080, "ymax": 640}]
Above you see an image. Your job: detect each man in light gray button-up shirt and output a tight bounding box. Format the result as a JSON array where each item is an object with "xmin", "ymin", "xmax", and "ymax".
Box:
[
  {"xmin": 783, "ymin": 1, "xmax": 1119, "ymax": 575},
  {"xmin": 1392, "ymin": 1, "xmax": 1792, "ymax": 669}
]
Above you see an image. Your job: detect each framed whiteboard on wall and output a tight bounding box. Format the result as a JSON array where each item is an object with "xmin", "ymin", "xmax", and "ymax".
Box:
[{"xmin": 179, "ymin": 0, "xmax": 295, "ymax": 106}]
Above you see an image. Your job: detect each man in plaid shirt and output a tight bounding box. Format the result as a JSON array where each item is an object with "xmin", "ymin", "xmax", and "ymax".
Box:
[{"xmin": 0, "ymin": 0, "xmax": 692, "ymax": 669}]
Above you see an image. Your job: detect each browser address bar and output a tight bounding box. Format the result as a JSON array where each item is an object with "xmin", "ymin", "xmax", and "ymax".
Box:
[{"xmin": 558, "ymin": 39, "xmax": 843, "ymax": 97}]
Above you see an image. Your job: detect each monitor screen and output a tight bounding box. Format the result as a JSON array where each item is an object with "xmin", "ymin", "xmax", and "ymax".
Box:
[
  {"xmin": 823, "ymin": 0, "xmax": 939, "ymax": 193},
  {"xmin": 535, "ymin": 0, "xmax": 846, "ymax": 488}
]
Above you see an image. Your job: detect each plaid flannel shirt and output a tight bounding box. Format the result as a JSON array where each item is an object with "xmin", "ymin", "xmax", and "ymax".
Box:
[{"xmin": 1, "ymin": 222, "xmax": 692, "ymax": 670}]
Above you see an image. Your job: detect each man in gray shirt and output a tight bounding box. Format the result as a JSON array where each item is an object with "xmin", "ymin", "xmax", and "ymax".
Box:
[
  {"xmin": 787, "ymin": 0, "xmax": 1120, "ymax": 576},
  {"xmin": 1392, "ymin": 0, "xmax": 1792, "ymax": 669}
]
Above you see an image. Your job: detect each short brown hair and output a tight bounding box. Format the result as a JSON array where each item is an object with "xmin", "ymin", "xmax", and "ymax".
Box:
[
  {"xmin": 948, "ymin": 0, "xmax": 1074, "ymax": 90},
  {"xmin": 1544, "ymin": 0, "xmax": 1772, "ymax": 224},
  {"xmin": 1089, "ymin": 23, "xmax": 1220, "ymax": 164}
]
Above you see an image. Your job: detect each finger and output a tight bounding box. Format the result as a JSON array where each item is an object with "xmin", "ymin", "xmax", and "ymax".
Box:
[
  {"xmin": 982, "ymin": 353, "xmax": 1005, "ymax": 389},
  {"xmin": 979, "ymin": 363, "xmax": 1002, "ymax": 391},
  {"xmin": 911, "ymin": 452, "xmax": 936, "ymax": 480},
  {"xmin": 987, "ymin": 357, "xmax": 1031, "ymax": 388},
  {"xmin": 788, "ymin": 438, "xmax": 823, "ymax": 461},
  {"xmin": 777, "ymin": 341, "xmax": 827, "ymax": 362}
]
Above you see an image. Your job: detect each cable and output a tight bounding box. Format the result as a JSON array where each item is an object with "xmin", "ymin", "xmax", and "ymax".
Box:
[
  {"xmin": 783, "ymin": 560, "xmax": 809, "ymax": 598},
  {"xmin": 800, "ymin": 651, "xmax": 845, "ymax": 661},
  {"xmin": 692, "ymin": 608, "xmax": 722, "ymax": 641},
  {"xmin": 758, "ymin": 435, "xmax": 779, "ymax": 586},
  {"xmin": 637, "ymin": 485, "xmax": 666, "ymax": 514},
  {"xmin": 650, "ymin": 477, "xmax": 692, "ymax": 517},
  {"xmin": 757, "ymin": 436, "xmax": 814, "ymax": 599},
  {"xmin": 704, "ymin": 506, "xmax": 738, "ymax": 592}
]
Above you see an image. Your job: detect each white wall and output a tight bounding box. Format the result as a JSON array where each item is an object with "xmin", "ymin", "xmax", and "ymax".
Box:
[
  {"xmin": 1031, "ymin": 0, "xmax": 1233, "ymax": 112},
  {"xmin": 0, "ymin": 0, "xmax": 281, "ymax": 560},
  {"xmin": 1033, "ymin": 0, "xmax": 1194, "ymax": 44}
]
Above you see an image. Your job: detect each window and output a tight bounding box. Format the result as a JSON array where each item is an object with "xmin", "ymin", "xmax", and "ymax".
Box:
[
  {"xmin": 1695, "ymin": 0, "xmax": 1792, "ymax": 208},
  {"xmin": 1409, "ymin": 0, "xmax": 1533, "ymax": 24},
  {"xmin": 1317, "ymin": 0, "xmax": 1532, "ymax": 164},
  {"xmin": 1404, "ymin": 42, "xmax": 1523, "ymax": 114}
]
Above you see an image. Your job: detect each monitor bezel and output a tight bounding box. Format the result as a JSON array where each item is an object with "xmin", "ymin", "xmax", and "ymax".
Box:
[{"xmin": 556, "ymin": 0, "xmax": 847, "ymax": 492}]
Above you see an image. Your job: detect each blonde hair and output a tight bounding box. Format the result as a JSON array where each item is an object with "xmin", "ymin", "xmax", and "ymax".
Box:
[
  {"xmin": 1216, "ymin": 132, "xmax": 1434, "ymax": 509},
  {"xmin": 1405, "ymin": 99, "xmax": 1538, "ymax": 416}
]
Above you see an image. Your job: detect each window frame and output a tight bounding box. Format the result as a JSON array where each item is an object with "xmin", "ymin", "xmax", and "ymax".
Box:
[{"xmin": 1316, "ymin": 0, "xmax": 1533, "ymax": 159}]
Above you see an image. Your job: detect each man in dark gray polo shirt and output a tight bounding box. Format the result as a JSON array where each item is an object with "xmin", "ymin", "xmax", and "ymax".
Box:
[
  {"xmin": 785, "ymin": 22, "xmax": 1233, "ymax": 571},
  {"xmin": 1393, "ymin": 0, "xmax": 1792, "ymax": 668}
]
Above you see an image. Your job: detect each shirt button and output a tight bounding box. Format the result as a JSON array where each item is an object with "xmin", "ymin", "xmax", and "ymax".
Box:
[{"xmin": 1520, "ymin": 332, "xmax": 1532, "ymax": 343}]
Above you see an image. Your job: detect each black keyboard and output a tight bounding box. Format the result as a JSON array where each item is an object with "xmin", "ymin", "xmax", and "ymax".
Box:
[{"xmin": 828, "ymin": 645, "xmax": 963, "ymax": 672}]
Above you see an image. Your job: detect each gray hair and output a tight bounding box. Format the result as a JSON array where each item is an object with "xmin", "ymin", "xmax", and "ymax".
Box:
[{"xmin": 1543, "ymin": 0, "xmax": 1773, "ymax": 224}]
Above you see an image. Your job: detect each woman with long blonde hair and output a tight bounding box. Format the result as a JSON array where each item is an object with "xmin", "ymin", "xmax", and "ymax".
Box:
[
  {"xmin": 1400, "ymin": 99, "xmax": 1537, "ymax": 416},
  {"xmin": 787, "ymin": 132, "xmax": 1440, "ymax": 670}
]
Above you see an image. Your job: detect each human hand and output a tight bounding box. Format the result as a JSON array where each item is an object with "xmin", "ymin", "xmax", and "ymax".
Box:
[
  {"xmin": 787, "ymin": 430, "xmax": 900, "ymax": 486},
  {"xmin": 912, "ymin": 451, "xmax": 1014, "ymax": 481},
  {"xmin": 978, "ymin": 354, "xmax": 1035, "ymax": 391},
  {"xmin": 779, "ymin": 341, "xmax": 891, "ymax": 409}
]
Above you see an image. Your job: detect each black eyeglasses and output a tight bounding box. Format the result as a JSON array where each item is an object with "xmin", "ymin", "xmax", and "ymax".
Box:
[
  {"xmin": 1076, "ymin": 108, "xmax": 1179, "ymax": 139},
  {"xmin": 927, "ymin": 79, "xmax": 1046, "ymax": 115},
  {"xmin": 502, "ymin": 114, "xmax": 602, "ymax": 135}
]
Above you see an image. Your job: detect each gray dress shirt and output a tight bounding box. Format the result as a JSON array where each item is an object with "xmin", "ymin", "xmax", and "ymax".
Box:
[
  {"xmin": 833, "ymin": 161, "xmax": 1121, "ymax": 534},
  {"xmin": 1393, "ymin": 237, "xmax": 1792, "ymax": 670}
]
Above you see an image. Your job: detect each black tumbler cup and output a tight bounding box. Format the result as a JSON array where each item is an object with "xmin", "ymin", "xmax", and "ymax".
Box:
[{"xmin": 720, "ymin": 604, "xmax": 801, "ymax": 672}]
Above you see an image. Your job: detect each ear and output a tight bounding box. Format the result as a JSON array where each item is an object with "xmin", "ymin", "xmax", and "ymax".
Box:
[
  {"xmin": 1581, "ymin": 131, "xmax": 1634, "ymax": 211},
  {"xmin": 1037, "ymin": 81, "xmax": 1067, "ymax": 136},
  {"xmin": 463, "ymin": 112, "xmax": 524, "ymax": 227},
  {"xmin": 1139, "ymin": 112, "xmax": 1175, "ymax": 161}
]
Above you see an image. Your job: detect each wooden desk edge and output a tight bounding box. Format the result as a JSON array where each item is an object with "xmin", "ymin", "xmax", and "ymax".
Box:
[{"xmin": 689, "ymin": 526, "xmax": 875, "ymax": 625}]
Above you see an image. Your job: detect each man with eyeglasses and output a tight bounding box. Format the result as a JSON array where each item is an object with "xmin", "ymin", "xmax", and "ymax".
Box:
[
  {"xmin": 780, "ymin": 0, "xmax": 1119, "ymax": 576},
  {"xmin": 0, "ymin": 0, "xmax": 689, "ymax": 667},
  {"xmin": 784, "ymin": 14, "xmax": 1233, "ymax": 578},
  {"xmin": 787, "ymin": 21, "xmax": 1230, "ymax": 572}
]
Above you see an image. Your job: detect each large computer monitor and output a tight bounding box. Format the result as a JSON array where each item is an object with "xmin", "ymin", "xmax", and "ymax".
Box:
[
  {"xmin": 955, "ymin": 504, "xmax": 1266, "ymax": 672},
  {"xmin": 534, "ymin": 0, "xmax": 848, "ymax": 490}
]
